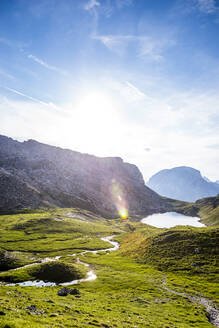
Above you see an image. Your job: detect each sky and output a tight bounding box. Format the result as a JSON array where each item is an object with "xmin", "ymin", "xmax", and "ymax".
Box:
[{"xmin": 0, "ymin": 0, "xmax": 219, "ymax": 181}]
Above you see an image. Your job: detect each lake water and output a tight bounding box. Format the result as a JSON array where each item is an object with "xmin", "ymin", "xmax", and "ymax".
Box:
[{"xmin": 141, "ymin": 212, "xmax": 205, "ymax": 228}]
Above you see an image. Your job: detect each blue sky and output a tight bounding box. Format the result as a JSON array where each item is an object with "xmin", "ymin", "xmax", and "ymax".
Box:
[{"xmin": 0, "ymin": 0, "xmax": 219, "ymax": 181}]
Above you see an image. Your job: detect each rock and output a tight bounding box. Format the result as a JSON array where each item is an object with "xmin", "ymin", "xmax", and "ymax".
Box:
[
  {"xmin": 69, "ymin": 288, "xmax": 80, "ymax": 295},
  {"xmin": 75, "ymin": 310, "xmax": 81, "ymax": 314},
  {"xmin": 147, "ymin": 166, "xmax": 219, "ymax": 202},
  {"xmin": 0, "ymin": 135, "xmax": 168, "ymax": 217},
  {"xmin": 26, "ymin": 305, "xmax": 45, "ymax": 315},
  {"xmin": 195, "ymin": 248, "xmax": 200, "ymax": 254},
  {"xmin": 45, "ymin": 299, "xmax": 54, "ymax": 303},
  {"xmin": 49, "ymin": 313, "xmax": 59, "ymax": 317},
  {"xmin": 58, "ymin": 287, "xmax": 70, "ymax": 296},
  {"xmin": 58, "ymin": 287, "xmax": 81, "ymax": 297},
  {"xmin": 26, "ymin": 305, "xmax": 36, "ymax": 311},
  {"xmin": 0, "ymin": 311, "xmax": 6, "ymax": 315}
]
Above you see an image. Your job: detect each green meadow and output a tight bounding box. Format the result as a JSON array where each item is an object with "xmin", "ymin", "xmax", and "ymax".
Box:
[{"xmin": 0, "ymin": 208, "xmax": 218, "ymax": 327}]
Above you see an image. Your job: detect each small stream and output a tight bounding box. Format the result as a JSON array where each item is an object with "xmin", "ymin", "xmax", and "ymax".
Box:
[
  {"xmin": 3, "ymin": 236, "xmax": 119, "ymax": 287},
  {"xmin": 2, "ymin": 234, "xmax": 218, "ymax": 326}
]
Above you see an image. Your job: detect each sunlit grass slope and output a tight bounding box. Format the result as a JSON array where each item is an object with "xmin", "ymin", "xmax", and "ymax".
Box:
[
  {"xmin": 119, "ymin": 226, "xmax": 219, "ymax": 273},
  {"xmin": 196, "ymin": 195, "xmax": 219, "ymax": 226},
  {"xmin": 0, "ymin": 208, "xmax": 121, "ymax": 260},
  {"xmin": 164, "ymin": 194, "xmax": 219, "ymax": 226},
  {"xmin": 0, "ymin": 252, "xmax": 216, "ymax": 328},
  {"xmin": 0, "ymin": 209, "xmax": 218, "ymax": 327}
]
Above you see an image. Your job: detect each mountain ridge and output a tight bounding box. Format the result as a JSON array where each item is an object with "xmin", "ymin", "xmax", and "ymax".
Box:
[
  {"xmin": 0, "ymin": 135, "xmax": 168, "ymax": 217},
  {"xmin": 147, "ymin": 166, "xmax": 219, "ymax": 202}
]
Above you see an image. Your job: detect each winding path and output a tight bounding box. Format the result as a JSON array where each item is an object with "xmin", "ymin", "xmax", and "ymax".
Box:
[
  {"xmin": 163, "ymin": 280, "xmax": 219, "ymax": 327},
  {"xmin": 1, "ymin": 236, "xmax": 218, "ymax": 327}
]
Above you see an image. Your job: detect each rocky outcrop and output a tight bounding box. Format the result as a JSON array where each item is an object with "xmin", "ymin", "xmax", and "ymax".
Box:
[
  {"xmin": 147, "ymin": 166, "xmax": 219, "ymax": 202},
  {"xmin": 0, "ymin": 135, "xmax": 167, "ymax": 217}
]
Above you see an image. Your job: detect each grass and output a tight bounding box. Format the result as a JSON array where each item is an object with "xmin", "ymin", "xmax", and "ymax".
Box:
[
  {"xmin": 0, "ymin": 208, "xmax": 218, "ymax": 327},
  {"xmin": 119, "ymin": 226, "xmax": 219, "ymax": 273},
  {"xmin": 196, "ymin": 195, "xmax": 219, "ymax": 226},
  {"xmin": 0, "ymin": 208, "xmax": 121, "ymax": 257},
  {"xmin": 0, "ymin": 261, "xmax": 86, "ymax": 284},
  {"xmin": 0, "ymin": 249, "xmax": 35, "ymax": 271},
  {"xmin": 0, "ymin": 253, "xmax": 215, "ymax": 328}
]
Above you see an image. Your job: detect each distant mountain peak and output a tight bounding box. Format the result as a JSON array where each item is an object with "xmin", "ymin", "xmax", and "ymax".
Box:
[{"xmin": 147, "ymin": 166, "xmax": 219, "ymax": 202}]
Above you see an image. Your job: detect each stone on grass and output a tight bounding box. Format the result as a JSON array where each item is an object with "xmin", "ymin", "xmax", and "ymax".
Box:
[
  {"xmin": 58, "ymin": 288, "xmax": 69, "ymax": 296},
  {"xmin": 58, "ymin": 287, "xmax": 80, "ymax": 296}
]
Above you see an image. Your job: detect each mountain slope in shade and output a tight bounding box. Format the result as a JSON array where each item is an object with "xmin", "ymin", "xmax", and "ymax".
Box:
[
  {"xmin": 0, "ymin": 135, "xmax": 168, "ymax": 217},
  {"xmin": 147, "ymin": 166, "xmax": 219, "ymax": 202}
]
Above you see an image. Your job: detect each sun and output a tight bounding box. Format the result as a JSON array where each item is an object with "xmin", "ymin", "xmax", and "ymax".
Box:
[{"xmin": 62, "ymin": 90, "xmax": 121, "ymax": 156}]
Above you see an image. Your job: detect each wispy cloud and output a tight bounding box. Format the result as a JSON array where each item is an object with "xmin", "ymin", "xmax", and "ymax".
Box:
[
  {"xmin": 93, "ymin": 34, "xmax": 175, "ymax": 60},
  {"xmin": 1, "ymin": 80, "xmax": 219, "ymax": 181},
  {"xmin": 195, "ymin": 0, "xmax": 217, "ymax": 14},
  {"xmin": 4, "ymin": 86, "xmax": 61, "ymax": 111},
  {"xmin": 138, "ymin": 37, "xmax": 175, "ymax": 60},
  {"xmin": 0, "ymin": 36, "xmax": 29, "ymax": 51},
  {"xmin": 109, "ymin": 80, "xmax": 147, "ymax": 102},
  {"xmin": 176, "ymin": 0, "xmax": 219, "ymax": 15},
  {"xmin": 116, "ymin": 0, "xmax": 133, "ymax": 8},
  {"xmin": 125, "ymin": 82, "xmax": 146, "ymax": 98},
  {"xmin": 93, "ymin": 35, "xmax": 131, "ymax": 55},
  {"xmin": 84, "ymin": 0, "xmax": 100, "ymax": 11},
  {"xmin": 28, "ymin": 54, "xmax": 67, "ymax": 75},
  {"xmin": 0, "ymin": 37, "xmax": 13, "ymax": 47},
  {"xmin": 0, "ymin": 68, "xmax": 15, "ymax": 80}
]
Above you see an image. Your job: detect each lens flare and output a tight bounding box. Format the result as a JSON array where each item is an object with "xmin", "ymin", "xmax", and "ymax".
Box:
[
  {"xmin": 119, "ymin": 208, "xmax": 128, "ymax": 220},
  {"xmin": 110, "ymin": 179, "xmax": 128, "ymax": 220}
]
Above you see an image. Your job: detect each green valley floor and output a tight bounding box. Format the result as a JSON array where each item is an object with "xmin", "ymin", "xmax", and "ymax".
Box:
[{"xmin": 0, "ymin": 208, "xmax": 218, "ymax": 328}]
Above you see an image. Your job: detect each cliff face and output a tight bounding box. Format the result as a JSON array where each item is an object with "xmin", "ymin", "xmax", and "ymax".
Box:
[
  {"xmin": 0, "ymin": 135, "xmax": 167, "ymax": 217},
  {"xmin": 147, "ymin": 166, "xmax": 219, "ymax": 202}
]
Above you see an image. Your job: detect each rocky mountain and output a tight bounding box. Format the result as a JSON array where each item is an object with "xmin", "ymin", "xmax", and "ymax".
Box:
[
  {"xmin": 147, "ymin": 166, "xmax": 219, "ymax": 202},
  {"xmin": 0, "ymin": 135, "xmax": 168, "ymax": 217}
]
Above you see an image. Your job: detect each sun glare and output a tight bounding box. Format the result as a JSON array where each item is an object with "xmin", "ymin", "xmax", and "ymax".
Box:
[{"xmin": 62, "ymin": 90, "xmax": 121, "ymax": 155}]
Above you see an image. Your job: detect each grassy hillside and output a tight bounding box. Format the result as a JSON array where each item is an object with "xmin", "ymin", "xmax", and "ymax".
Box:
[
  {"xmin": 0, "ymin": 209, "xmax": 218, "ymax": 328},
  {"xmin": 0, "ymin": 208, "xmax": 120, "ymax": 258},
  {"xmin": 164, "ymin": 194, "xmax": 219, "ymax": 226},
  {"xmin": 196, "ymin": 195, "xmax": 219, "ymax": 226},
  {"xmin": 119, "ymin": 226, "xmax": 219, "ymax": 273}
]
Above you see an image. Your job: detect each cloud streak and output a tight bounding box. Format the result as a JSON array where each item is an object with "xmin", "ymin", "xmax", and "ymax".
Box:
[
  {"xmin": 84, "ymin": 0, "xmax": 100, "ymax": 11},
  {"xmin": 195, "ymin": 0, "xmax": 217, "ymax": 14},
  {"xmin": 4, "ymin": 86, "xmax": 62, "ymax": 112},
  {"xmin": 116, "ymin": 0, "xmax": 133, "ymax": 8},
  {"xmin": 93, "ymin": 34, "xmax": 175, "ymax": 60},
  {"xmin": 28, "ymin": 54, "xmax": 67, "ymax": 75},
  {"xmin": 0, "ymin": 68, "xmax": 15, "ymax": 80}
]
